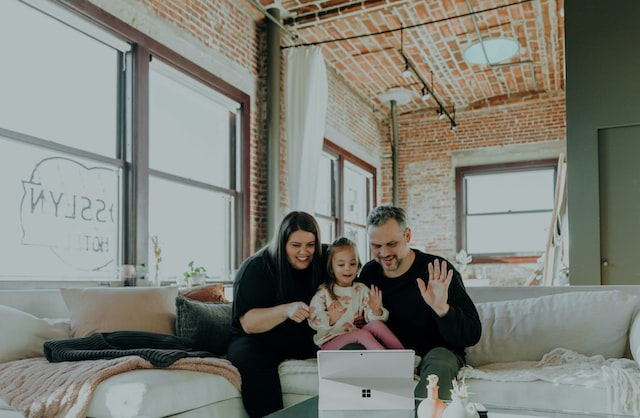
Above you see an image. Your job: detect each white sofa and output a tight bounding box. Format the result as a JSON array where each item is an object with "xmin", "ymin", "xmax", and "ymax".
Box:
[
  {"xmin": 2, "ymin": 286, "xmax": 640, "ymax": 417},
  {"xmin": 0, "ymin": 287, "xmax": 248, "ymax": 418},
  {"xmin": 462, "ymin": 285, "xmax": 640, "ymax": 416}
]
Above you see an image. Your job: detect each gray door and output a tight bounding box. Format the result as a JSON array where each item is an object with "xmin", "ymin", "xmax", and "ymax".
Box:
[{"xmin": 598, "ymin": 125, "xmax": 640, "ymax": 284}]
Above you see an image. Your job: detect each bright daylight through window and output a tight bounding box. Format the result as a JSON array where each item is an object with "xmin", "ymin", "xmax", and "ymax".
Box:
[
  {"xmin": 457, "ymin": 161, "xmax": 556, "ymax": 259},
  {"xmin": 0, "ymin": 0, "xmax": 124, "ymax": 283},
  {"xmin": 148, "ymin": 60, "xmax": 240, "ymax": 285},
  {"xmin": 315, "ymin": 145, "xmax": 374, "ymax": 263},
  {"xmin": 0, "ymin": 1, "xmax": 244, "ymax": 287}
]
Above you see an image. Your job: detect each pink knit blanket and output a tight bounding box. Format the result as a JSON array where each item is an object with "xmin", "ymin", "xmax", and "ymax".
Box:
[{"xmin": 0, "ymin": 356, "xmax": 241, "ymax": 418}]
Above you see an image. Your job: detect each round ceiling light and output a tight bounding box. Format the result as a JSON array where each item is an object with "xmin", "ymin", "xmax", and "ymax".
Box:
[
  {"xmin": 378, "ymin": 87, "xmax": 413, "ymax": 106},
  {"xmin": 463, "ymin": 38, "xmax": 520, "ymax": 65}
]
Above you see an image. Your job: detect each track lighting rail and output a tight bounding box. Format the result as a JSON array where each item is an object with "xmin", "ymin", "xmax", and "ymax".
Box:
[{"xmin": 400, "ymin": 51, "xmax": 457, "ymax": 131}]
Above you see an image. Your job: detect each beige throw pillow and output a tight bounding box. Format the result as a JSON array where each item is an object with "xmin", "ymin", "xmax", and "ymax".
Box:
[{"xmin": 60, "ymin": 286, "xmax": 179, "ymax": 337}]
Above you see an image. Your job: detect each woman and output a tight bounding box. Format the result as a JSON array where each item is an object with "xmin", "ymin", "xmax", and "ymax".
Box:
[{"xmin": 227, "ymin": 211, "xmax": 324, "ymax": 418}]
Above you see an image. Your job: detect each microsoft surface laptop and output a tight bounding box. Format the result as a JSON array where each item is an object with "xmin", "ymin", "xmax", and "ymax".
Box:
[{"xmin": 317, "ymin": 349, "xmax": 416, "ymax": 418}]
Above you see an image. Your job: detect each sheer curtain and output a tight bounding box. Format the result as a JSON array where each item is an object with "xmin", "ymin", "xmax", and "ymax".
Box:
[{"xmin": 286, "ymin": 46, "xmax": 328, "ymax": 213}]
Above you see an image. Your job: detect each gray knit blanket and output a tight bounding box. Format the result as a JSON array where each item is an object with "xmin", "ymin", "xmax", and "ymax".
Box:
[{"xmin": 44, "ymin": 330, "xmax": 214, "ymax": 367}]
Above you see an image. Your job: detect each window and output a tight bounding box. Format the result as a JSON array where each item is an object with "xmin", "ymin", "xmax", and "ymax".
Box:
[
  {"xmin": 0, "ymin": 0, "xmax": 248, "ymax": 287},
  {"xmin": 0, "ymin": 0, "xmax": 126, "ymax": 283},
  {"xmin": 315, "ymin": 141, "xmax": 375, "ymax": 262},
  {"xmin": 456, "ymin": 160, "xmax": 557, "ymax": 261},
  {"xmin": 147, "ymin": 60, "xmax": 241, "ymax": 283}
]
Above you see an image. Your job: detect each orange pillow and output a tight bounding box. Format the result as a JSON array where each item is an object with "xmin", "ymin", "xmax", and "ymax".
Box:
[{"xmin": 179, "ymin": 283, "xmax": 227, "ymax": 303}]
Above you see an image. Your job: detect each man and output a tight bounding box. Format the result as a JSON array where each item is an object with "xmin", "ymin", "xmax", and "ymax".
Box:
[{"xmin": 358, "ymin": 205, "xmax": 481, "ymax": 400}]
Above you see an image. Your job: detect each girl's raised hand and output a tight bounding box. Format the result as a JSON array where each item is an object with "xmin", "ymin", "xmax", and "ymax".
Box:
[
  {"xmin": 327, "ymin": 300, "xmax": 347, "ymax": 325},
  {"xmin": 367, "ymin": 285, "xmax": 383, "ymax": 315}
]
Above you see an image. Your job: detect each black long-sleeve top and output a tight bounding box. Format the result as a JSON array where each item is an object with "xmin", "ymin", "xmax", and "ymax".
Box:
[
  {"xmin": 230, "ymin": 250, "xmax": 320, "ymax": 356},
  {"xmin": 358, "ymin": 249, "xmax": 481, "ymax": 358}
]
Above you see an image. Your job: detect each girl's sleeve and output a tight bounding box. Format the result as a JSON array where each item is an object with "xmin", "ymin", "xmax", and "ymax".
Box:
[{"xmin": 308, "ymin": 288, "xmax": 331, "ymax": 332}]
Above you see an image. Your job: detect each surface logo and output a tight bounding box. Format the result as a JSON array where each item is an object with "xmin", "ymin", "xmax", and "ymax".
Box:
[{"xmin": 361, "ymin": 388, "xmax": 371, "ymax": 398}]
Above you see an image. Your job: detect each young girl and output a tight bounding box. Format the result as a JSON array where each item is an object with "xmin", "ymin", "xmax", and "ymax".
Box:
[{"xmin": 308, "ymin": 236, "xmax": 403, "ymax": 350}]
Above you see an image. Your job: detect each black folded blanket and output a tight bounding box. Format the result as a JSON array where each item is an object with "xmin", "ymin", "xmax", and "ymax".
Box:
[{"xmin": 44, "ymin": 330, "xmax": 214, "ymax": 367}]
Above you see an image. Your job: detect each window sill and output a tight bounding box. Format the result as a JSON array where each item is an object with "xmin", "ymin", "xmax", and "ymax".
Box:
[{"xmin": 470, "ymin": 256, "xmax": 540, "ymax": 264}]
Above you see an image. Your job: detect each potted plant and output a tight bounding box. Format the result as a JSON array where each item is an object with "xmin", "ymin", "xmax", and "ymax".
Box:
[{"xmin": 184, "ymin": 261, "xmax": 207, "ymax": 286}]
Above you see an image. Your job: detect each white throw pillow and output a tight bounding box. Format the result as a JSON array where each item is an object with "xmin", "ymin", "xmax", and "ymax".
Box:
[
  {"xmin": 0, "ymin": 305, "xmax": 70, "ymax": 363},
  {"xmin": 466, "ymin": 290, "xmax": 639, "ymax": 367}
]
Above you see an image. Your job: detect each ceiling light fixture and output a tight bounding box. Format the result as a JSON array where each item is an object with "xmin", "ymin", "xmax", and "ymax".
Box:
[
  {"xmin": 421, "ymin": 87, "xmax": 430, "ymax": 101},
  {"xmin": 398, "ymin": 29, "xmax": 457, "ymax": 131},
  {"xmin": 402, "ymin": 60, "xmax": 412, "ymax": 78},
  {"xmin": 463, "ymin": 38, "xmax": 520, "ymax": 65},
  {"xmin": 378, "ymin": 87, "xmax": 413, "ymax": 106},
  {"xmin": 399, "ymin": 27, "xmax": 413, "ymax": 78}
]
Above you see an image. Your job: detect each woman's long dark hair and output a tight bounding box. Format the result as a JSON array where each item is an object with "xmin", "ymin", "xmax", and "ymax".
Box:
[{"xmin": 265, "ymin": 211, "xmax": 323, "ymax": 302}]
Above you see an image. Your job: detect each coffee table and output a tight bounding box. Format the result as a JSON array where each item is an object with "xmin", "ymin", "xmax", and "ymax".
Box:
[{"xmin": 265, "ymin": 396, "xmax": 637, "ymax": 418}]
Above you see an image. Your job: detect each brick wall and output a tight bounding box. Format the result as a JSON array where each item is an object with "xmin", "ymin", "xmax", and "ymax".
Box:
[{"xmin": 325, "ymin": 66, "xmax": 384, "ymax": 156}]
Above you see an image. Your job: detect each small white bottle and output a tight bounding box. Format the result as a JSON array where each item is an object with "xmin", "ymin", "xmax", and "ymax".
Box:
[{"xmin": 416, "ymin": 374, "xmax": 447, "ymax": 418}]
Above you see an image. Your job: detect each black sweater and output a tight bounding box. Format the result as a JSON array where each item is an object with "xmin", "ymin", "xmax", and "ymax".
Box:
[{"xmin": 358, "ymin": 249, "xmax": 481, "ymax": 358}]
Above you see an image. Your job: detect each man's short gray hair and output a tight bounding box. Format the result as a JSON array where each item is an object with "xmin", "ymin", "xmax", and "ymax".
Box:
[{"xmin": 367, "ymin": 205, "xmax": 407, "ymax": 229}]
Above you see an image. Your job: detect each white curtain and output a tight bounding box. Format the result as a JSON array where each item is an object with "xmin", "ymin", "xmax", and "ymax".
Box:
[{"xmin": 286, "ymin": 46, "xmax": 328, "ymax": 213}]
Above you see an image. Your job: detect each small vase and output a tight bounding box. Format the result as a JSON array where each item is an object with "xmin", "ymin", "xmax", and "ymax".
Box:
[
  {"xmin": 417, "ymin": 375, "xmax": 448, "ymax": 418},
  {"xmin": 191, "ymin": 272, "xmax": 206, "ymax": 285},
  {"xmin": 441, "ymin": 380, "xmax": 478, "ymax": 418}
]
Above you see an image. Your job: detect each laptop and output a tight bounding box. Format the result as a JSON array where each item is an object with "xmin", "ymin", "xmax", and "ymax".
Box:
[{"xmin": 317, "ymin": 349, "xmax": 416, "ymax": 418}]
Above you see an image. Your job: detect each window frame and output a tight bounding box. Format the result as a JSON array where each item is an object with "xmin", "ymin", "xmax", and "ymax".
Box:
[
  {"xmin": 455, "ymin": 159, "xmax": 557, "ymax": 264},
  {"xmin": 316, "ymin": 140, "xmax": 376, "ymax": 256},
  {"xmin": 0, "ymin": 0, "xmax": 250, "ymax": 288},
  {"xmin": 67, "ymin": 0, "xmax": 252, "ymax": 274}
]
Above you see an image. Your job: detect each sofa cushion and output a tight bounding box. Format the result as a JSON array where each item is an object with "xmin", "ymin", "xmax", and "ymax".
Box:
[
  {"xmin": 465, "ymin": 378, "xmax": 610, "ymax": 416},
  {"xmin": 279, "ymin": 358, "xmax": 319, "ymax": 396},
  {"xmin": 0, "ymin": 305, "xmax": 69, "ymax": 363},
  {"xmin": 60, "ymin": 287, "xmax": 178, "ymax": 338},
  {"xmin": 466, "ymin": 290, "xmax": 639, "ymax": 367},
  {"xmin": 87, "ymin": 369, "xmax": 241, "ymax": 418},
  {"xmin": 175, "ymin": 296, "xmax": 231, "ymax": 356}
]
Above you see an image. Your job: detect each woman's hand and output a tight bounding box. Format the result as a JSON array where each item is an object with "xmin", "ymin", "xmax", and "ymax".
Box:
[
  {"xmin": 240, "ymin": 302, "xmax": 311, "ymax": 333},
  {"xmin": 367, "ymin": 285, "xmax": 383, "ymax": 316},
  {"xmin": 285, "ymin": 301, "xmax": 310, "ymax": 323}
]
